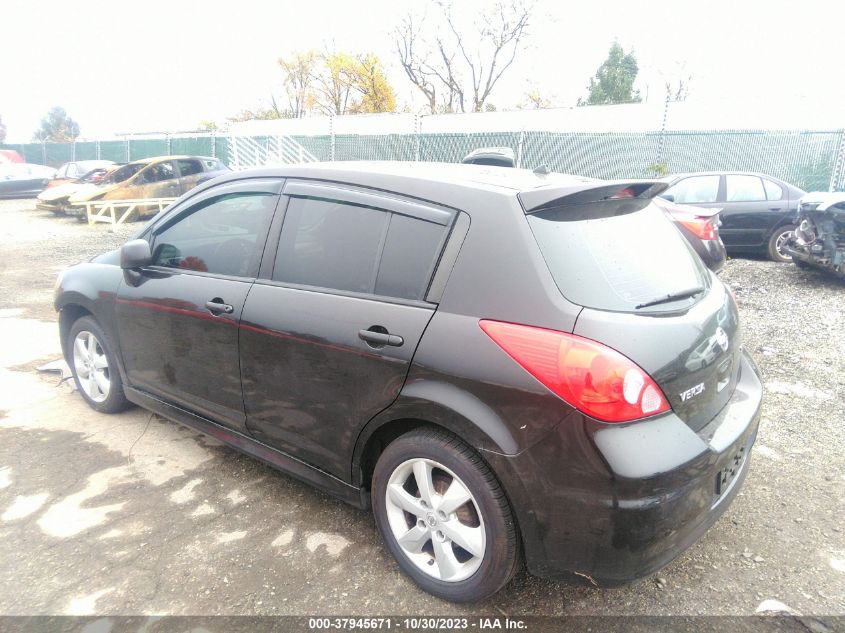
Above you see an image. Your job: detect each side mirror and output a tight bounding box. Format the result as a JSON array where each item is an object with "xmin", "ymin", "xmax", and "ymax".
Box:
[
  {"xmin": 662, "ymin": 193, "xmax": 675, "ymax": 203},
  {"xmin": 120, "ymin": 239, "xmax": 152, "ymax": 270}
]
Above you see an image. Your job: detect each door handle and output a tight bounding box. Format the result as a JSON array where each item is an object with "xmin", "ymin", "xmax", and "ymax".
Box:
[
  {"xmin": 358, "ymin": 328, "xmax": 404, "ymax": 348},
  {"xmin": 205, "ymin": 299, "xmax": 234, "ymax": 315},
  {"xmin": 769, "ymin": 207, "xmax": 783, "ymax": 212}
]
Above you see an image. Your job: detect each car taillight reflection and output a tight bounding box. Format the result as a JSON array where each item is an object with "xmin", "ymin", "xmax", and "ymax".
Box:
[{"xmin": 670, "ymin": 210, "xmax": 720, "ymax": 241}]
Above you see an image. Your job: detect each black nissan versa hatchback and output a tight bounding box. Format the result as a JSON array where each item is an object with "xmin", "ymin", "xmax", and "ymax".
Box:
[{"xmin": 55, "ymin": 162, "xmax": 762, "ymax": 602}]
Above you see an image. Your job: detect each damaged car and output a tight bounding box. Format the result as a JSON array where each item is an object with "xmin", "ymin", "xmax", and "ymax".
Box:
[
  {"xmin": 65, "ymin": 155, "xmax": 229, "ymax": 219},
  {"xmin": 786, "ymin": 192, "xmax": 845, "ymax": 276},
  {"xmin": 37, "ymin": 162, "xmax": 121, "ymax": 214}
]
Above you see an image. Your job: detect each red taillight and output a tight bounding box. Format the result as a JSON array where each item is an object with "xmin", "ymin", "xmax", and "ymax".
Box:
[
  {"xmin": 479, "ymin": 320, "xmax": 670, "ymax": 423},
  {"xmin": 671, "ymin": 211, "xmax": 718, "ymax": 240},
  {"xmin": 610, "ymin": 187, "xmax": 636, "ymax": 199}
]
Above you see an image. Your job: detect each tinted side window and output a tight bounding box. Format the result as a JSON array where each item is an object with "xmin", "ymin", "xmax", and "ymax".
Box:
[
  {"xmin": 152, "ymin": 192, "xmax": 277, "ymax": 277},
  {"xmin": 667, "ymin": 175, "xmax": 720, "ymax": 203},
  {"xmin": 726, "ymin": 175, "xmax": 765, "ymax": 202},
  {"xmin": 177, "ymin": 159, "xmax": 203, "ymax": 177},
  {"xmin": 273, "ymin": 196, "xmax": 447, "ymax": 300},
  {"xmin": 763, "ymin": 179, "xmax": 783, "ymax": 201},
  {"xmin": 376, "ymin": 214, "xmax": 447, "ymax": 300},
  {"xmin": 274, "ymin": 197, "xmax": 388, "ymax": 293}
]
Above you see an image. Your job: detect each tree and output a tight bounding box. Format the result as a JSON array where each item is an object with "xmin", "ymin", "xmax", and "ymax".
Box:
[
  {"xmin": 280, "ymin": 49, "xmax": 396, "ymax": 117},
  {"xmin": 278, "ymin": 50, "xmax": 319, "ymax": 118},
  {"xmin": 227, "ymin": 95, "xmax": 287, "ymax": 122},
  {"xmin": 310, "ymin": 51, "xmax": 359, "ymax": 116},
  {"xmin": 579, "ymin": 41, "xmax": 641, "ymax": 106},
  {"xmin": 518, "ymin": 88, "xmax": 552, "ymax": 109},
  {"xmin": 0, "ymin": 115, "xmax": 6, "ymax": 144},
  {"xmin": 350, "ymin": 54, "xmax": 397, "ymax": 114},
  {"xmin": 396, "ymin": 1, "xmax": 533, "ymax": 114},
  {"xmin": 33, "ymin": 106, "xmax": 80, "ymax": 142},
  {"xmin": 665, "ymin": 75, "xmax": 691, "ymax": 102}
]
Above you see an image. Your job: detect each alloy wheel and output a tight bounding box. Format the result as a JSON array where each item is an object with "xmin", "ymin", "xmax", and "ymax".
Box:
[
  {"xmin": 775, "ymin": 229, "xmax": 794, "ymax": 260},
  {"xmin": 72, "ymin": 330, "xmax": 111, "ymax": 403},
  {"xmin": 384, "ymin": 458, "xmax": 486, "ymax": 582}
]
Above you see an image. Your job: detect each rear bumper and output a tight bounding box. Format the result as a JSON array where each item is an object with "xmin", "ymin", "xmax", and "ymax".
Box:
[{"xmin": 484, "ymin": 349, "xmax": 763, "ymax": 584}]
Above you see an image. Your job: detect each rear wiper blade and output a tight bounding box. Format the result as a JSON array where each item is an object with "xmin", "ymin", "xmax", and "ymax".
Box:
[{"xmin": 635, "ymin": 286, "xmax": 705, "ymax": 309}]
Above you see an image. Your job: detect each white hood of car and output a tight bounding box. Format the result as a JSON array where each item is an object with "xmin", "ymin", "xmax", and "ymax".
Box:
[
  {"xmin": 37, "ymin": 182, "xmax": 87, "ymax": 201},
  {"xmin": 68, "ymin": 183, "xmax": 111, "ymax": 204},
  {"xmin": 800, "ymin": 192, "xmax": 845, "ymax": 210}
]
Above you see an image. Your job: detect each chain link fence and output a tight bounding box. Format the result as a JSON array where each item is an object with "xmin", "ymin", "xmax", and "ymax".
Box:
[{"xmin": 3, "ymin": 127, "xmax": 844, "ymax": 192}]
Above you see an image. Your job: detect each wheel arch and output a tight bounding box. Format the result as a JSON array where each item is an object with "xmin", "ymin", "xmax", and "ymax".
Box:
[
  {"xmin": 351, "ymin": 384, "xmax": 521, "ymax": 490},
  {"xmin": 57, "ymin": 296, "xmax": 96, "ymax": 364}
]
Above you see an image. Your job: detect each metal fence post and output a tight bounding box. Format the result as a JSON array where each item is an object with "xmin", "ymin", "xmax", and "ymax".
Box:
[
  {"xmin": 516, "ymin": 129, "xmax": 525, "ymax": 168},
  {"xmin": 656, "ymin": 90, "xmax": 671, "ymax": 166},
  {"xmin": 96, "ymin": 140, "xmax": 101, "ymax": 160},
  {"xmin": 125, "ymin": 137, "xmax": 130, "ymax": 162},
  {"xmin": 829, "ymin": 128, "xmax": 845, "ymax": 192},
  {"xmin": 211, "ymin": 132, "xmax": 216, "ymax": 158},
  {"xmin": 330, "ymin": 115, "xmax": 336, "ymax": 161},
  {"xmin": 414, "ymin": 114, "xmax": 421, "ymax": 162},
  {"xmin": 71, "ymin": 140, "xmax": 76, "ymax": 161},
  {"xmin": 41, "ymin": 142, "xmax": 47, "ymax": 165},
  {"xmin": 166, "ymin": 133, "xmax": 172, "ymax": 156}
]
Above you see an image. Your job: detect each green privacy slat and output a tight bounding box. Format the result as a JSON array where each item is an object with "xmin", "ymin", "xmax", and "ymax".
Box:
[{"xmin": 4, "ymin": 128, "xmax": 843, "ymax": 191}]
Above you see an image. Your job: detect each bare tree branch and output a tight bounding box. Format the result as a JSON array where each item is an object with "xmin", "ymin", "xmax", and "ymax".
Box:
[{"xmin": 395, "ymin": 1, "xmax": 533, "ymax": 114}]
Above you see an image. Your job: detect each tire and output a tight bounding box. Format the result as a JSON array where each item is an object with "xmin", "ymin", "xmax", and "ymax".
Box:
[
  {"xmin": 67, "ymin": 315, "xmax": 131, "ymax": 414},
  {"xmin": 371, "ymin": 427, "xmax": 521, "ymax": 602},
  {"xmin": 767, "ymin": 224, "xmax": 795, "ymax": 263}
]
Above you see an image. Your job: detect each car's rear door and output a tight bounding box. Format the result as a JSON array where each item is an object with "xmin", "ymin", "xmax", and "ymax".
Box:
[
  {"xmin": 114, "ymin": 179, "xmax": 281, "ymax": 433},
  {"xmin": 240, "ymin": 181, "xmax": 455, "ymax": 479},
  {"xmin": 174, "ymin": 158, "xmax": 205, "ymax": 195}
]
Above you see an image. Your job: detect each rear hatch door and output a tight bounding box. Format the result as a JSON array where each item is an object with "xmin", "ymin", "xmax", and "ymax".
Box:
[{"xmin": 524, "ymin": 182, "xmax": 741, "ymax": 430}]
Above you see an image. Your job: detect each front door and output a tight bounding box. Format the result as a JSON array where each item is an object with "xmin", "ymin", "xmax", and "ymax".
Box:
[
  {"xmin": 241, "ymin": 183, "xmax": 454, "ymax": 479},
  {"xmin": 115, "ymin": 183, "xmax": 280, "ymax": 432},
  {"xmin": 109, "ymin": 160, "xmax": 181, "ymax": 201}
]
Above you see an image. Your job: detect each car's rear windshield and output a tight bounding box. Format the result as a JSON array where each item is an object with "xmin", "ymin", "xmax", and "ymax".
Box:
[{"xmin": 527, "ymin": 202, "xmax": 708, "ymax": 312}]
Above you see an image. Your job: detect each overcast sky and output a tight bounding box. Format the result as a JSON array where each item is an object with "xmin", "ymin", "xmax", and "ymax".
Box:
[{"xmin": 2, "ymin": 0, "xmax": 842, "ymax": 142}]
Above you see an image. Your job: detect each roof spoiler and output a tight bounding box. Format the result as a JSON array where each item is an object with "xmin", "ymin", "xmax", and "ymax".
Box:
[{"xmin": 519, "ymin": 180, "xmax": 669, "ymax": 214}]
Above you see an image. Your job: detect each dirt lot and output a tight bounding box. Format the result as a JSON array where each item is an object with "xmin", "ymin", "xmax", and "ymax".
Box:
[{"xmin": 0, "ymin": 198, "xmax": 843, "ymax": 618}]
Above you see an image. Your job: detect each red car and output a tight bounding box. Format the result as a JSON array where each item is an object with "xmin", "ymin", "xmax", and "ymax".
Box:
[{"xmin": 47, "ymin": 160, "xmax": 116, "ymax": 188}]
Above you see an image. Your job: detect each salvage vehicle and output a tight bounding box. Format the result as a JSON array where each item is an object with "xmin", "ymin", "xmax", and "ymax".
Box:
[
  {"xmin": 0, "ymin": 149, "xmax": 25, "ymax": 164},
  {"xmin": 55, "ymin": 162, "xmax": 762, "ymax": 602},
  {"xmin": 786, "ymin": 192, "xmax": 845, "ymax": 277},
  {"xmin": 37, "ymin": 163, "xmax": 122, "ymax": 214},
  {"xmin": 0, "ymin": 162, "xmax": 56, "ymax": 198},
  {"xmin": 47, "ymin": 160, "xmax": 115, "ymax": 188},
  {"xmin": 659, "ymin": 171, "xmax": 804, "ymax": 262},
  {"xmin": 65, "ymin": 155, "xmax": 229, "ymax": 218}
]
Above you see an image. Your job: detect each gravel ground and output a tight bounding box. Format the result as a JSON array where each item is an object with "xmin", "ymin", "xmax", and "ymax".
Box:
[{"xmin": 0, "ymin": 198, "xmax": 843, "ymax": 619}]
